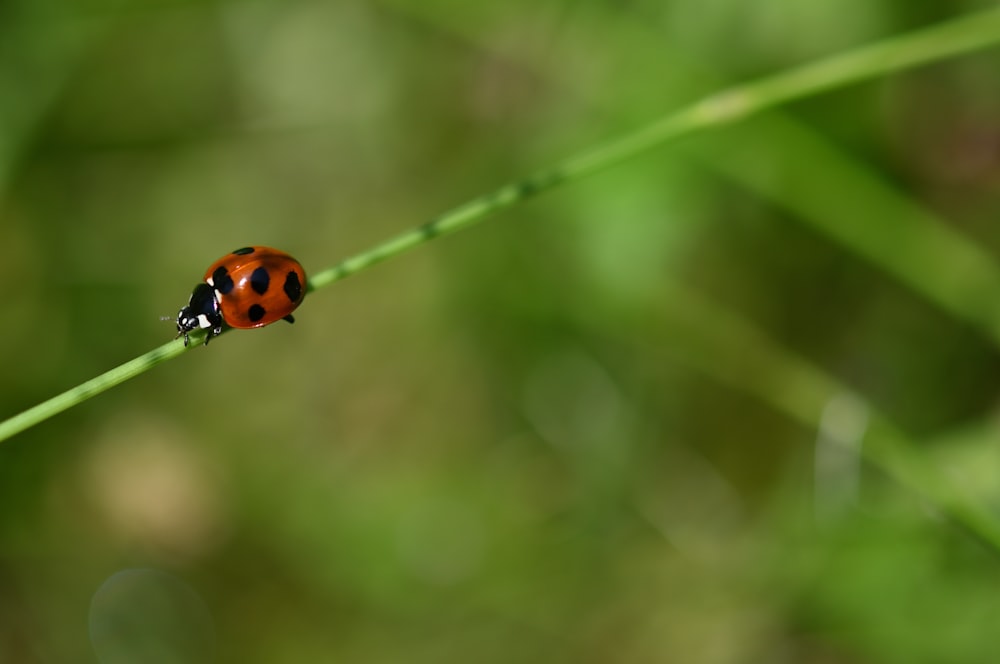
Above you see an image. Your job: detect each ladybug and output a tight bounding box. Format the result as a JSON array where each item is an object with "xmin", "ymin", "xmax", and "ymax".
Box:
[{"xmin": 176, "ymin": 246, "xmax": 306, "ymax": 346}]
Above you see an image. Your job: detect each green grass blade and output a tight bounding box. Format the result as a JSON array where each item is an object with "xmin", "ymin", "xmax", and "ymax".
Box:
[
  {"xmin": 5, "ymin": 7, "xmax": 1000, "ymax": 443},
  {"xmin": 308, "ymin": 6, "xmax": 1000, "ymax": 290}
]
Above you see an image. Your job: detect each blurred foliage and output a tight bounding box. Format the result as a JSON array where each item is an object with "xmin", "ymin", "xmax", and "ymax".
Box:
[{"xmin": 4, "ymin": 0, "xmax": 1000, "ymax": 662}]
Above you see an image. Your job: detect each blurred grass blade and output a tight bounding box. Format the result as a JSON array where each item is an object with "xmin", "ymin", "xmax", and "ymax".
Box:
[
  {"xmin": 639, "ymin": 280, "xmax": 1000, "ymax": 552},
  {"xmin": 693, "ymin": 115, "xmax": 1000, "ymax": 345},
  {"xmin": 0, "ymin": 17, "xmax": 105, "ymax": 199}
]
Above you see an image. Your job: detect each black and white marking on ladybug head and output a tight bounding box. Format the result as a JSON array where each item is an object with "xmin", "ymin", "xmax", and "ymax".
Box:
[{"xmin": 176, "ymin": 283, "xmax": 224, "ymax": 347}]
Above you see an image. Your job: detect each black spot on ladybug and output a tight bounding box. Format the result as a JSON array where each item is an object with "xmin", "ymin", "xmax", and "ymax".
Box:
[
  {"xmin": 233, "ymin": 247, "xmax": 255, "ymax": 255},
  {"xmin": 283, "ymin": 271, "xmax": 302, "ymax": 303},
  {"xmin": 248, "ymin": 304, "xmax": 266, "ymax": 322},
  {"xmin": 212, "ymin": 267, "xmax": 235, "ymax": 295},
  {"xmin": 250, "ymin": 267, "xmax": 270, "ymax": 295}
]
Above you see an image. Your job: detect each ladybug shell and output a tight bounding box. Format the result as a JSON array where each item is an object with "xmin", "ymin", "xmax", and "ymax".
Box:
[{"xmin": 205, "ymin": 246, "xmax": 306, "ymax": 329}]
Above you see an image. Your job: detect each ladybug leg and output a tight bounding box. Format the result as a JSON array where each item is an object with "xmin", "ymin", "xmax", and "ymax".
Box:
[
  {"xmin": 282, "ymin": 314, "xmax": 295, "ymax": 324},
  {"xmin": 203, "ymin": 323, "xmax": 223, "ymax": 346}
]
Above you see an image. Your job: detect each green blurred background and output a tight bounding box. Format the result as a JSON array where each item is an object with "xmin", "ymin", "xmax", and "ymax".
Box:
[{"xmin": 5, "ymin": 0, "xmax": 1000, "ymax": 662}]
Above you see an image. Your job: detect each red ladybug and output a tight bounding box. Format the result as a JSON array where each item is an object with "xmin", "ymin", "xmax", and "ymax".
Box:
[{"xmin": 176, "ymin": 246, "xmax": 306, "ymax": 346}]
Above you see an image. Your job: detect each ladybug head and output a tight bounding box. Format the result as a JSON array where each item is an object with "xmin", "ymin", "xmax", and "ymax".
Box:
[{"xmin": 175, "ymin": 283, "xmax": 224, "ymax": 347}]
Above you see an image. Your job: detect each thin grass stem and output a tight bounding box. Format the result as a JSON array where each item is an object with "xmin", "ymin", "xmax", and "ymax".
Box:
[{"xmin": 4, "ymin": 7, "xmax": 1000, "ymax": 443}]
